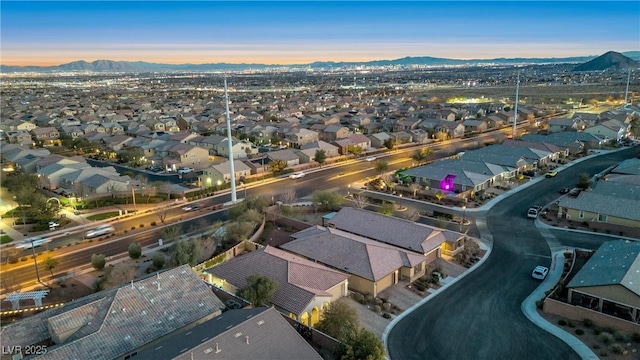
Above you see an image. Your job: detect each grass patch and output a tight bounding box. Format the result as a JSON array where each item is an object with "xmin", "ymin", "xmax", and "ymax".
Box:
[
  {"xmin": 86, "ymin": 211, "xmax": 120, "ymax": 221},
  {"xmin": 0, "ymin": 235, "xmax": 13, "ymax": 244}
]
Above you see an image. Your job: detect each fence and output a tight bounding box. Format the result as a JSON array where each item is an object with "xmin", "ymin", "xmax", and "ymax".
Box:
[
  {"xmin": 543, "ymin": 298, "xmax": 640, "ymax": 335},
  {"xmin": 282, "ymin": 314, "xmax": 341, "ymax": 355}
]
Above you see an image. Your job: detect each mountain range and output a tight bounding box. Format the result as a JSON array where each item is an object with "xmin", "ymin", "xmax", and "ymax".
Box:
[
  {"xmin": 1, "ymin": 51, "xmax": 638, "ymax": 73},
  {"xmin": 572, "ymin": 51, "xmax": 638, "ymax": 71}
]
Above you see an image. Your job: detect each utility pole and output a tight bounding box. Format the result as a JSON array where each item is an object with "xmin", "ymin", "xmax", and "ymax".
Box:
[
  {"xmin": 625, "ymin": 69, "xmax": 631, "ymax": 105},
  {"xmin": 131, "ymin": 187, "xmax": 137, "ymax": 213},
  {"xmin": 30, "ymin": 238, "xmax": 41, "ymax": 283},
  {"xmin": 224, "ymin": 77, "xmax": 237, "ymax": 203}
]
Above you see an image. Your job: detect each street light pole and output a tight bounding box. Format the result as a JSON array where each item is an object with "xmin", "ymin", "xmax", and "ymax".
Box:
[
  {"xmin": 131, "ymin": 187, "xmax": 137, "ymax": 213},
  {"xmin": 460, "ymin": 204, "xmax": 466, "ymax": 232},
  {"xmin": 30, "ymin": 238, "xmax": 41, "ymax": 283}
]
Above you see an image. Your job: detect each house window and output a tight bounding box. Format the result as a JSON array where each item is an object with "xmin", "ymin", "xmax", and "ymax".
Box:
[
  {"xmin": 598, "ymin": 214, "xmax": 608, "ymax": 222},
  {"xmin": 413, "ymin": 263, "xmax": 423, "ymax": 273},
  {"xmin": 578, "ymin": 211, "xmax": 584, "ymax": 219}
]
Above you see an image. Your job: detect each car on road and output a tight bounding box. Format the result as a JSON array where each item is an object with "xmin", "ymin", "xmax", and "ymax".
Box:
[
  {"xmin": 86, "ymin": 225, "xmax": 115, "ymax": 238},
  {"xmin": 289, "ymin": 171, "xmax": 305, "ymax": 179},
  {"xmin": 148, "ymin": 165, "xmax": 164, "ymax": 172},
  {"xmin": 559, "ymin": 187, "xmax": 570, "ymax": 194},
  {"xmin": 527, "ymin": 206, "xmax": 542, "ymax": 219},
  {"xmin": 15, "ymin": 236, "xmax": 51, "ymax": 250},
  {"xmin": 532, "ymin": 265, "xmax": 549, "ymax": 280},
  {"xmin": 365, "ymin": 156, "xmax": 376, "ymax": 162},
  {"xmin": 178, "ymin": 167, "xmax": 194, "ymax": 174},
  {"xmin": 545, "ymin": 171, "xmax": 558, "ymax": 178},
  {"xmin": 182, "ymin": 203, "xmax": 205, "ymax": 211}
]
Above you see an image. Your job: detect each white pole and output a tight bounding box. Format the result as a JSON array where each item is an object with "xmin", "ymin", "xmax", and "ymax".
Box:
[
  {"xmin": 512, "ymin": 72, "xmax": 520, "ymax": 139},
  {"xmin": 224, "ymin": 78, "xmax": 237, "ymax": 203},
  {"xmin": 625, "ymin": 70, "xmax": 631, "ymax": 105}
]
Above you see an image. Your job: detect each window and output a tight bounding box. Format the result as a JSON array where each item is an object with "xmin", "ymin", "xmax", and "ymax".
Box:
[
  {"xmin": 598, "ymin": 214, "xmax": 608, "ymax": 222},
  {"xmin": 413, "ymin": 263, "xmax": 423, "ymax": 273},
  {"xmin": 578, "ymin": 211, "xmax": 584, "ymax": 219}
]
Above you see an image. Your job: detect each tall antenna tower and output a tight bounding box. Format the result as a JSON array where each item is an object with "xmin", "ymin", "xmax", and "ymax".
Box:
[
  {"xmin": 625, "ymin": 69, "xmax": 632, "ymax": 105},
  {"xmin": 224, "ymin": 78, "xmax": 237, "ymax": 203},
  {"xmin": 512, "ymin": 72, "xmax": 520, "ymax": 139}
]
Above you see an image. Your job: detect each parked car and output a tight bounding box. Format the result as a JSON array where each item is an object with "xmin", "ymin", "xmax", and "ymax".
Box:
[
  {"xmin": 15, "ymin": 236, "xmax": 51, "ymax": 250},
  {"xmin": 559, "ymin": 187, "xmax": 570, "ymax": 194},
  {"xmin": 527, "ymin": 206, "xmax": 542, "ymax": 219},
  {"xmin": 86, "ymin": 225, "xmax": 115, "ymax": 238},
  {"xmin": 148, "ymin": 165, "xmax": 164, "ymax": 172},
  {"xmin": 545, "ymin": 171, "xmax": 558, "ymax": 178},
  {"xmin": 532, "ymin": 265, "xmax": 549, "ymax": 280},
  {"xmin": 225, "ymin": 299, "xmax": 242, "ymax": 309},
  {"xmin": 178, "ymin": 167, "xmax": 194, "ymax": 174},
  {"xmin": 49, "ymin": 221, "xmax": 60, "ymax": 230},
  {"xmin": 568, "ymin": 189, "xmax": 581, "ymax": 197},
  {"xmin": 289, "ymin": 171, "xmax": 305, "ymax": 179}
]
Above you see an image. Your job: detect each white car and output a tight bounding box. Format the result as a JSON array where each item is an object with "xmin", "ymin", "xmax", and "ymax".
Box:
[
  {"xmin": 532, "ymin": 266, "xmax": 549, "ymax": 280},
  {"xmin": 182, "ymin": 203, "xmax": 205, "ymax": 211},
  {"xmin": 49, "ymin": 221, "xmax": 60, "ymax": 230},
  {"xmin": 527, "ymin": 206, "xmax": 542, "ymax": 219},
  {"xmin": 178, "ymin": 167, "xmax": 194, "ymax": 174},
  {"xmin": 15, "ymin": 236, "xmax": 51, "ymax": 250},
  {"xmin": 365, "ymin": 156, "xmax": 376, "ymax": 162},
  {"xmin": 86, "ymin": 225, "xmax": 115, "ymax": 238},
  {"xmin": 289, "ymin": 172, "xmax": 305, "ymax": 179}
]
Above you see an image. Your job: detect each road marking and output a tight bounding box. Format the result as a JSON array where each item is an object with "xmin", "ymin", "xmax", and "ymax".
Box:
[{"xmin": 525, "ymin": 253, "xmax": 551, "ymax": 259}]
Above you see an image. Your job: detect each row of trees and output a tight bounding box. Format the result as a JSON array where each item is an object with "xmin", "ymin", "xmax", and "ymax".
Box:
[{"xmin": 3, "ymin": 173, "xmax": 60, "ymax": 226}]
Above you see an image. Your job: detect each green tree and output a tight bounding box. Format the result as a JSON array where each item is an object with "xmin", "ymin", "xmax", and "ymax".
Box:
[
  {"xmin": 236, "ymin": 274, "xmax": 278, "ymax": 307},
  {"xmin": 314, "ymin": 149, "xmax": 327, "ymax": 167},
  {"xmin": 267, "ymin": 159, "xmax": 288, "ymax": 173},
  {"xmin": 576, "ymin": 172, "xmax": 591, "ymax": 190},
  {"xmin": 312, "ymin": 190, "xmax": 344, "ymax": 211},
  {"xmin": 91, "ymin": 254, "xmax": 106, "ymax": 270},
  {"xmin": 224, "ymin": 221, "xmax": 255, "ymax": 246},
  {"xmin": 411, "ymin": 147, "xmax": 432, "ymax": 165},
  {"xmin": 383, "ymin": 138, "xmax": 396, "ymax": 151},
  {"xmin": 128, "ymin": 242, "xmax": 142, "ymax": 259},
  {"xmin": 152, "ymin": 252, "xmax": 165, "ymax": 269},
  {"xmin": 42, "ymin": 256, "xmax": 59, "ymax": 277},
  {"xmin": 346, "ymin": 145, "xmax": 363, "ymax": 156},
  {"xmin": 340, "ymin": 328, "xmax": 386, "ymax": 360},
  {"xmin": 171, "ymin": 239, "xmax": 200, "ymax": 266},
  {"xmin": 374, "ymin": 160, "xmax": 389, "ymax": 175},
  {"xmin": 315, "ymin": 299, "xmax": 359, "ymax": 342},
  {"xmin": 378, "ymin": 201, "xmax": 395, "ymax": 216},
  {"xmin": 161, "ymin": 225, "xmax": 182, "ymax": 242}
]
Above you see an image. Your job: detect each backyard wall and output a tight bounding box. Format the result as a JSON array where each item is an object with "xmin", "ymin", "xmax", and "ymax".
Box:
[{"xmin": 544, "ymin": 298, "xmax": 640, "ymax": 335}]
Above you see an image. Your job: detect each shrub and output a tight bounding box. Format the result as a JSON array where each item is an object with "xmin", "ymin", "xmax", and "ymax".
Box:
[
  {"xmin": 150, "ymin": 221, "xmax": 157, "ymax": 226},
  {"xmin": 599, "ymin": 332, "xmax": 614, "ymax": 344},
  {"xmin": 583, "ymin": 319, "xmax": 593, "ymax": 328},
  {"xmin": 567, "ymin": 320, "xmax": 576, "ymax": 328},
  {"xmin": 575, "ymin": 329, "xmax": 585, "ymax": 335},
  {"xmin": 383, "ymin": 303, "xmax": 391, "ymax": 312},
  {"xmin": 375, "ymin": 298, "xmax": 383, "ymax": 306},
  {"xmin": 632, "ymin": 333, "xmax": 640, "ymax": 343},
  {"xmin": 353, "ymin": 293, "xmax": 365, "ymax": 304},
  {"xmin": 364, "ymin": 294, "xmax": 374, "ymax": 303},
  {"xmin": 20, "ymin": 257, "xmax": 28, "ymax": 262},
  {"xmin": 535, "ymin": 300, "xmax": 544, "ymax": 309},
  {"xmin": 557, "ymin": 319, "xmax": 567, "ymax": 326},
  {"xmin": 613, "ymin": 332, "xmax": 629, "ymax": 343},
  {"xmin": 128, "ymin": 242, "xmax": 142, "ymax": 259},
  {"xmin": 131, "ymin": 226, "xmax": 136, "ymax": 230},
  {"xmin": 372, "ymin": 305, "xmax": 381, "ymax": 313},
  {"xmin": 382, "ymin": 313, "xmax": 392, "ymax": 319},
  {"xmin": 139, "ymin": 224, "xmax": 144, "ymax": 228},
  {"xmin": 592, "ymin": 344, "xmax": 600, "ymax": 350},
  {"xmin": 608, "ymin": 343, "xmax": 623, "ymax": 354}
]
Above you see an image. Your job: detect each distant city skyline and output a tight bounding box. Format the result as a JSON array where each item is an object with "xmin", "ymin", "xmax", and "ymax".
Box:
[{"xmin": 1, "ymin": 1, "xmax": 638, "ymax": 66}]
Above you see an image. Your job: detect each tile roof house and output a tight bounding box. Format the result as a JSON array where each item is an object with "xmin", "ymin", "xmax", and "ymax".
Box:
[
  {"xmin": 611, "ymin": 158, "xmax": 640, "ymax": 176},
  {"xmin": 583, "ymin": 119, "xmax": 629, "ymax": 142},
  {"xmin": 321, "ymin": 125, "xmax": 349, "ymax": 142},
  {"xmin": 37, "ymin": 161, "xmax": 92, "ymax": 190},
  {"xmin": 31, "ymin": 127, "xmax": 61, "ymax": 146},
  {"xmin": 1, "ymin": 265, "xmax": 225, "ymax": 360},
  {"xmin": 282, "ymin": 225, "xmax": 428, "ymax": 297},
  {"xmin": 327, "ymin": 207, "xmax": 465, "ymax": 257},
  {"xmin": 285, "ymin": 128, "xmax": 319, "ymax": 148},
  {"xmin": 204, "ymin": 246, "xmax": 349, "ymax": 326},
  {"xmin": 565, "ymin": 240, "xmax": 640, "ymax": 327},
  {"xmin": 4, "ymin": 130, "xmax": 34, "ymax": 145},
  {"xmin": 267, "ymin": 149, "xmax": 300, "ymax": 167},
  {"xmin": 137, "ymin": 307, "xmax": 323, "ymax": 360},
  {"xmin": 200, "ymin": 159, "xmax": 252, "ymax": 185}
]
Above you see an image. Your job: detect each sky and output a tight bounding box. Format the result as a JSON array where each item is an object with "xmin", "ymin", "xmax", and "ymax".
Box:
[{"xmin": 1, "ymin": 1, "xmax": 639, "ymax": 66}]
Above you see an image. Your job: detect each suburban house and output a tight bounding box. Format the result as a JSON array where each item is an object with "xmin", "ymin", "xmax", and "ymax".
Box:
[
  {"xmin": 4, "ymin": 130, "xmax": 33, "ymax": 145},
  {"xmin": 462, "ymin": 119, "xmax": 488, "ymax": 133},
  {"xmin": 30, "ymin": 127, "xmax": 61, "ymax": 146},
  {"xmin": 327, "ymin": 207, "xmax": 465, "ymax": 257},
  {"xmin": 216, "ymin": 140, "xmax": 257, "ymax": 159},
  {"xmin": 135, "ymin": 307, "xmax": 323, "ymax": 360},
  {"xmin": 282, "ymin": 225, "xmax": 428, "ymax": 297},
  {"xmin": 583, "ymin": 119, "xmax": 629, "ymax": 142},
  {"xmin": 37, "ymin": 161, "xmax": 92, "ymax": 190},
  {"xmin": 563, "ymin": 240, "xmax": 640, "ymax": 329},
  {"xmin": 79, "ymin": 173, "xmax": 133, "ymax": 196},
  {"xmin": 434, "ymin": 121, "xmax": 465, "ymax": 139},
  {"xmin": 0, "ymin": 266, "xmax": 226, "ymax": 360},
  {"xmin": 547, "ymin": 118, "xmax": 587, "ymax": 133},
  {"xmin": 321, "ymin": 125, "xmax": 349, "ymax": 142},
  {"xmin": 368, "ymin": 132, "xmax": 392, "ymax": 148},
  {"xmin": 267, "ymin": 149, "xmax": 300, "ymax": 168},
  {"xmin": 300, "ymin": 141, "xmax": 340, "ymax": 158},
  {"xmin": 165, "ymin": 142, "xmax": 210, "ymax": 168},
  {"xmin": 285, "ymin": 128, "xmax": 319, "ymax": 148},
  {"xmin": 204, "ymin": 246, "xmax": 349, "ymax": 327},
  {"xmin": 348, "ymin": 134, "xmax": 372, "ymax": 150},
  {"xmin": 556, "ymin": 175, "xmax": 640, "ymax": 228},
  {"xmin": 200, "ymin": 159, "xmax": 252, "ymax": 185}
]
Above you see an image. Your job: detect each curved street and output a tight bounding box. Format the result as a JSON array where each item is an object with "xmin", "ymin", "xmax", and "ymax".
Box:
[{"xmin": 386, "ymin": 146, "xmax": 640, "ymax": 359}]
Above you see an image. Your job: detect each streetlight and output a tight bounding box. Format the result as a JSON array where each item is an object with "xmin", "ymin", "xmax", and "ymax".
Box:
[
  {"xmin": 460, "ymin": 204, "xmax": 466, "ymax": 232},
  {"xmin": 348, "ymin": 184, "xmax": 351, "ymax": 196}
]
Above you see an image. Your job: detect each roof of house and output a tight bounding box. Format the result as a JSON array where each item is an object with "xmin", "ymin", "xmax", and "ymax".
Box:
[
  {"xmin": 205, "ymin": 246, "xmax": 348, "ymax": 315},
  {"xmin": 327, "ymin": 207, "xmax": 461, "ymax": 254},
  {"xmin": 611, "ymin": 158, "xmax": 640, "ymax": 175},
  {"xmin": 0, "ymin": 265, "xmax": 225, "ymax": 360},
  {"xmin": 267, "ymin": 149, "xmax": 299, "ymax": 161},
  {"xmin": 144, "ymin": 307, "xmax": 322, "ymax": 360},
  {"xmin": 558, "ymin": 191, "xmax": 640, "ymax": 221},
  {"xmin": 567, "ymin": 240, "xmax": 640, "ymax": 297},
  {"xmin": 207, "ymin": 159, "xmax": 251, "ymax": 174},
  {"xmin": 282, "ymin": 225, "xmax": 427, "ymax": 281}
]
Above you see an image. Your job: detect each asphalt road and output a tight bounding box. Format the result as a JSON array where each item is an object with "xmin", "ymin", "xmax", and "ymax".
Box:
[{"xmin": 387, "ymin": 146, "xmax": 640, "ymax": 360}]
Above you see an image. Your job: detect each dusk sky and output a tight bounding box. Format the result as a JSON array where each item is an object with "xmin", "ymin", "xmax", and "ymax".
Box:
[{"xmin": 1, "ymin": 1, "xmax": 639, "ymax": 66}]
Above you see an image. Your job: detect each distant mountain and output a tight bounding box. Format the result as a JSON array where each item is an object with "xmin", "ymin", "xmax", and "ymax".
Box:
[
  {"xmin": 1, "ymin": 51, "xmax": 638, "ymax": 73},
  {"xmin": 572, "ymin": 51, "xmax": 638, "ymax": 71}
]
